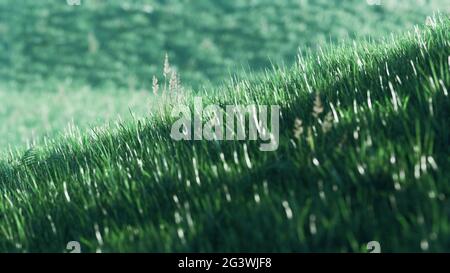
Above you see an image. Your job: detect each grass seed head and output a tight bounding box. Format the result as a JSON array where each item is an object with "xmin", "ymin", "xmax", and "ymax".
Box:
[
  {"xmin": 293, "ymin": 118, "xmax": 304, "ymax": 139},
  {"xmin": 152, "ymin": 75, "xmax": 159, "ymax": 95},
  {"xmin": 163, "ymin": 53, "xmax": 171, "ymax": 78},
  {"xmin": 312, "ymin": 93, "xmax": 324, "ymax": 118}
]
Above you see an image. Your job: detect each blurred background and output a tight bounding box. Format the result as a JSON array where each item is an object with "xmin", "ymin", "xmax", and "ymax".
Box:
[{"xmin": 0, "ymin": 0, "xmax": 448, "ymax": 152}]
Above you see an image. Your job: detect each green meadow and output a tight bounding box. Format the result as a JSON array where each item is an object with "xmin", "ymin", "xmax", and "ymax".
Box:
[{"xmin": 0, "ymin": 0, "xmax": 449, "ymax": 252}]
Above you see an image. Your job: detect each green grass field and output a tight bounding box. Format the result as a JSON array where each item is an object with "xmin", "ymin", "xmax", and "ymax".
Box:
[
  {"xmin": 0, "ymin": 1, "xmax": 449, "ymax": 252},
  {"xmin": 2, "ymin": 0, "xmax": 448, "ymax": 90},
  {"xmin": 1, "ymin": 0, "xmax": 448, "ymax": 151}
]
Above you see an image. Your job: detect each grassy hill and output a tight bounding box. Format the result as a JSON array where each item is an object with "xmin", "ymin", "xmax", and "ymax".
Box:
[
  {"xmin": 1, "ymin": 0, "xmax": 448, "ymax": 90},
  {"xmin": 1, "ymin": 0, "xmax": 449, "ymax": 153},
  {"xmin": 0, "ymin": 17, "xmax": 449, "ymax": 252}
]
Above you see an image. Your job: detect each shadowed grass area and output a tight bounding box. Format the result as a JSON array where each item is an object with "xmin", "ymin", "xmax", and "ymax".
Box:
[{"xmin": 0, "ymin": 17, "xmax": 449, "ymax": 252}]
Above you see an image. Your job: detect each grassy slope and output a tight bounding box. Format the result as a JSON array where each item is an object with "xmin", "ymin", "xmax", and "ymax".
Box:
[
  {"xmin": 1, "ymin": 0, "xmax": 448, "ymax": 152},
  {"xmin": 0, "ymin": 19, "xmax": 449, "ymax": 252}
]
